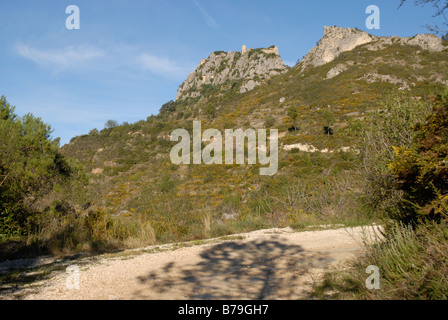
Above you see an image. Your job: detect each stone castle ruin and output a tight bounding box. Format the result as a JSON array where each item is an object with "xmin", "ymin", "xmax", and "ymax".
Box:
[{"xmin": 176, "ymin": 44, "xmax": 288, "ymax": 100}]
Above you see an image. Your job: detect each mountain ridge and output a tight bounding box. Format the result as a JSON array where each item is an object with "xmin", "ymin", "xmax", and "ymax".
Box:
[
  {"xmin": 175, "ymin": 26, "xmax": 447, "ymax": 103},
  {"xmin": 298, "ymin": 25, "xmax": 446, "ymax": 70}
]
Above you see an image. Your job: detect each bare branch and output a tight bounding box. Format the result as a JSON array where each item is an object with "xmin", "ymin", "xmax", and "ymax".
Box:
[{"xmin": 0, "ymin": 172, "xmax": 11, "ymax": 188}]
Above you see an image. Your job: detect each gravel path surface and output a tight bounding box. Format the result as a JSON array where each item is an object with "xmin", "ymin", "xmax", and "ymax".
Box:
[{"xmin": 1, "ymin": 226, "xmax": 379, "ymax": 300}]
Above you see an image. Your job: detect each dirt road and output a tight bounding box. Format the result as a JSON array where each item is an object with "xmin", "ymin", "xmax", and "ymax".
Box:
[{"xmin": 1, "ymin": 226, "xmax": 378, "ymax": 300}]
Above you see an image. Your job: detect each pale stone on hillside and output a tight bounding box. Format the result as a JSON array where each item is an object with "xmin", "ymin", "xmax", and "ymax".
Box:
[
  {"xmin": 240, "ymin": 80, "xmax": 260, "ymax": 93},
  {"xmin": 92, "ymin": 168, "xmax": 104, "ymax": 175},
  {"xmin": 326, "ymin": 61, "xmax": 354, "ymax": 80}
]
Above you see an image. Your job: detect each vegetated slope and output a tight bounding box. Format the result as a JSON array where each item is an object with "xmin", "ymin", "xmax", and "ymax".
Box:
[{"xmin": 60, "ymin": 26, "xmax": 448, "ymax": 244}]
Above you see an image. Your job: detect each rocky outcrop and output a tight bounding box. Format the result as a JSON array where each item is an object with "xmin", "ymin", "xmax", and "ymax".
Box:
[
  {"xmin": 240, "ymin": 79, "xmax": 261, "ymax": 93},
  {"xmin": 407, "ymin": 34, "xmax": 446, "ymax": 51},
  {"xmin": 176, "ymin": 45, "xmax": 288, "ymax": 100},
  {"xmin": 299, "ymin": 26, "xmax": 447, "ymax": 71},
  {"xmin": 361, "ymin": 72, "xmax": 410, "ymax": 90},
  {"xmin": 300, "ymin": 26, "xmax": 374, "ymax": 69},
  {"xmin": 366, "ymin": 33, "xmax": 446, "ymax": 52},
  {"xmin": 326, "ymin": 61, "xmax": 354, "ymax": 79}
]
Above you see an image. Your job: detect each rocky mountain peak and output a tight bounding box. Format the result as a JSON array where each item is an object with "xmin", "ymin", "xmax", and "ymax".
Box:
[
  {"xmin": 299, "ymin": 26, "xmax": 446, "ymax": 71},
  {"xmin": 176, "ymin": 45, "xmax": 289, "ymax": 100},
  {"xmin": 300, "ymin": 26, "xmax": 374, "ymax": 69}
]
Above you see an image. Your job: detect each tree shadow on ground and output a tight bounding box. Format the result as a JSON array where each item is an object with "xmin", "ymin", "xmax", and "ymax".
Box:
[
  {"xmin": 0, "ymin": 254, "xmax": 87, "ymax": 299},
  {"xmin": 135, "ymin": 238, "xmax": 334, "ymax": 300}
]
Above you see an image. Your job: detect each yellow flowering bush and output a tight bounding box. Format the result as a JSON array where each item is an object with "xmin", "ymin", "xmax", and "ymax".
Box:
[{"xmin": 388, "ymin": 93, "xmax": 448, "ymax": 223}]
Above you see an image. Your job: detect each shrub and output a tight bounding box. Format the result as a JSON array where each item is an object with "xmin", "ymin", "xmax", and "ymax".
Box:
[
  {"xmin": 388, "ymin": 93, "xmax": 448, "ymax": 223},
  {"xmin": 105, "ymin": 120, "xmax": 119, "ymax": 129},
  {"xmin": 159, "ymin": 173, "xmax": 176, "ymax": 193},
  {"xmin": 360, "ymin": 94, "xmax": 433, "ymax": 217},
  {"xmin": 89, "ymin": 128, "xmax": 99, "ymax": 136},
  {"xmin": 315, "ymin": 221, "xmax": 448, "ymax": 300},
  {"xmin": 287, "ymin": 106, "xmax": 298, "ymax": 129},
  {"xmin": 0, "ymin": 96, "xmax": 73, "ymax": 236},
  {"xmin": 159, "ymin": 100, "xmax": 176, "ymax": 114},
  {"xmin": 204, "ymin": 103, "xmax": 216, "ymax": 118},
  {"xmin": 264, "ymin": 115, "xmax": 276, "ymax": 128}
]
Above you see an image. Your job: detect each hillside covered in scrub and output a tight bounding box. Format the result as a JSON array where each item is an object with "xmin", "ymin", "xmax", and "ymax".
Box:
[{"xmin": 1, "ymin": 26, "xmax": 448, "ymax": 259}]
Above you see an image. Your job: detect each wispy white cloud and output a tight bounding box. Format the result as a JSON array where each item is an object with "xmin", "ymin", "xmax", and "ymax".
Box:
[
  {"xmin": 193, "ymin": 0, "xmax": 219, "ymax": 29},
  {"xmin": 15, "ymin": 42, "xmax": 194, "ymax": 80},
  {"xmin": 15, "ymin": 44, "xmax": 104, "ymax": 73},
  {"xmin": 138, "ymin": 53, "xmax": 194, "ymax": 80}
]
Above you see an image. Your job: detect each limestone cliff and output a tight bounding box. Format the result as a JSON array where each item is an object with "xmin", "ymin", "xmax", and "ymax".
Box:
[{"xmin": 176, "ymin": 45, "xmax": 289, "ymax": 100}]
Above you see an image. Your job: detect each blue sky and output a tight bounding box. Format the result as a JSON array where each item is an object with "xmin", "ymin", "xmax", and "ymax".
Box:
[{"xmin": 0, "ymin": 0, "xmax": 445, "ymax": 145}]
